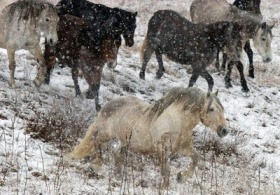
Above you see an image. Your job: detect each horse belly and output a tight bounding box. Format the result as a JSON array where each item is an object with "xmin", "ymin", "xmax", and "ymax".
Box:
[{"xmin": 160, "ymin": 38, "xmax": 194, "ymax": 65}]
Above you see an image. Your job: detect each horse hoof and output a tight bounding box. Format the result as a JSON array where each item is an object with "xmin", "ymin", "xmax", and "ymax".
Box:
[
  {"xmin": 156, "ymin": 71, "xmax": 164, "ymax": 79},
  {"xmin": 85, "ymin": 93, "xmax": 95, "ymax": 99},
  {"xmin": 33, "ymin": 79, "xmax": 42, "ymax": 87},
  {"xmin": 225, "ymin": 83, "xmax": 233, "ymax": 89},
  {"xmin": 248, "ymin": 74, "xmax": 254, "ymax": 79},
  {"xmin": 242, "ymin": 88, "xmax": 250, "ymax": 93},
  {"xmin": 186, "ymin": 67, "xmax": 193, "ymax": 74},
  {"xmin": 9, "ymin": 82, "xmax": 16, "ymax": 88},
  {"xmin": 75, "ymin": 90, "xmax": 82, "ymax": 97},
  {"xmin": 44, "ymin": 79, "xmax": 50, "ymax": 85},
  {"xmin": 139, "ymin": 71, "xmax": 145, "ymax": 80},
  {"xmin": 96, "ymin": 104, "xmax": 101, "ymax": 112},
  {"xmin": 177, "ymin": 172, "xmax": 184, "ymax": 183}
]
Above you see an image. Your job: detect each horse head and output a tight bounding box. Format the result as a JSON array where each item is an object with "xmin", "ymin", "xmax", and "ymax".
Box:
[
  {"xmin": 115, "ymin": 10, "xmax": 137, "ymax": 47},
  {"xmin": 200, "ymin": 91, "xmax": 228, "ymax": 138},
  {"xmin": 38, "ymin": 3, "xmax": 59, "ymax": 45},
  {"xmin": 253, "ymin": 22, "xmax": 274, "ymax": 63}
]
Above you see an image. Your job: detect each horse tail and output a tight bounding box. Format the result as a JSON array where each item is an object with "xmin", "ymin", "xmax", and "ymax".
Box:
[
  {"xmin": 65, "ymin": 122, "xmax": 98, "ymax": 161},
  {"xmin": 140, "ymin": 36, "xmax": 148, "ymax": 64}
]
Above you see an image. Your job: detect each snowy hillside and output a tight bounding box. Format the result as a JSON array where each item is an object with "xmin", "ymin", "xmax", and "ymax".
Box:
[{"xmin": 0, "ymin": 0, "xmax": 280, "ymax": 194}]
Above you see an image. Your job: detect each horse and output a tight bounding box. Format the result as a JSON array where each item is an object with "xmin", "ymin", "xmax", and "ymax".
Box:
[
  {"xmin": 0, "ymin": 0, "xmax": 59, "ymax": 88},
  {"xmin": 45, "ymin": 14, "xmax": 118, "ymax": 111},
  {"xmin": 229, "ymin": 0, "xmax": 262, "ymax": 78},
  {"xmin": 66, "ymin": 87, "xmax": 228, "ymax": 187},
  {"xmin": 139, "ymin": 10, "xmax": 248, "ymax": 92},
  {"xmin": 55, "ymin": 0, "xmax": 137, "ymax": 64},
  {"xmin": 190, "ymin": 0, "xmax": 274, "ymax": 79}
]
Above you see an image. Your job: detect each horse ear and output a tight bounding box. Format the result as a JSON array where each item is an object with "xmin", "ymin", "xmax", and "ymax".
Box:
[
  {"xmin": 269, "ymin": 22, "xmax": 276, "ymax": 29},
  {"xmin": 214, "ymin": 89, "xmax": 219, "ymax": 96},
  {"xmin": 134, "ymin": 12, "xmax": 138, "ymax": 17}
]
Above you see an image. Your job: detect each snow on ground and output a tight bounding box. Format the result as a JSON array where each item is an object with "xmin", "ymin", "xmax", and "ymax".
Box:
[{"xmin": 1, "ymin": 0, "xmax": 280, "ymax": 194}]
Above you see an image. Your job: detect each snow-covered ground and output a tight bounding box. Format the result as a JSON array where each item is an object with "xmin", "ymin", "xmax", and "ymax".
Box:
[{"xmin": 1, "ymin": 0, "xmax": 280, "ymax": 194}]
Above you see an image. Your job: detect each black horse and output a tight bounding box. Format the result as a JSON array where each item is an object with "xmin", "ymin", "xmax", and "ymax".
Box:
[
  {"xmin": 218, "ymin": 0, "xmax": 262, "ymax": 78},
  {"xmin": 139, "ymin": 10, "xmax": 248, "ymax": 92},
  {"xmin": 44, "ymin": 0, "xmax": 137, "ymax": 84},
  {"xmin": 55, "ymin": 0, "xmax": 137, "ymax": 47}
]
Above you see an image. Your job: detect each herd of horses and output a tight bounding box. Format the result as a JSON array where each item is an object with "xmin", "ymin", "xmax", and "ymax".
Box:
[{"xmin": 0, "ymin": 0, "xmax": 275, "ymax": 187}]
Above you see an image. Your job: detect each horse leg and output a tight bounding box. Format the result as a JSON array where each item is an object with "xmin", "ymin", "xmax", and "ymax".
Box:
[
  {"xmin": 139, "ymin": 38, "xmax": 154, "ymax": 80},
  {"xmin": 83, "ymin": 64, "xmax": 103, "ymax": 111},
  {"xmin": 224, "ymin": 60, "xmax": 234, "ymax": 88},
  {"xmin": 71, "ymin": 61, "xmax": 81, "ymax": 97},
  {"xmin": 200, "ymin": 69, "xmax": 214, "ymax": 92},
  {"xmin": 155, "ymin": 49, "xmax": 165, "ymax": 79},
  {"xmin": 188, "ymin": 69, "xmax": 200, "ymax": 88},
  {"xmin": 45, "ymin": 67, "xmax": 52, "ymax": 85},
  {"xmin": 244, "ymin": 41, "xmax": 254, "ymax": 78},
  {"xmin": 221, "ymin": 52, "xmax": 228, "ymax": 71},
  {"xmin": 235, "ymin": 60, "xmax": 250, "ymax": 92},
  {"xmin": 158, "ymin": 132, "xmax": 172, "ymax": 188},
  {"xmin": 7, "ymin": 47, "xmax": 16, "ymax": 88},
  {"xmin": 177, "ymin": 148, "xmax": 199, "ymax": 183},
  {"xmin": 44, "ymin": 43, "xmax": 56, "ymax": 84},
  {"xmin": 31, "ymin": 45, "xmax": 47, "ymax": 87},
  {"xmin": 112, "ymin": 145, "xmax": 126, "ymax": 176},
  {"xmin": 89, "ymin": 142, "xmax": 105, "ymax": 173},
  {"xmin": 107, "ymin": 37, "xmax": 121, "ymax": 69},
  {"xmin": 215, "ymin": 48, "xmax": 220, "ymax": 70}
]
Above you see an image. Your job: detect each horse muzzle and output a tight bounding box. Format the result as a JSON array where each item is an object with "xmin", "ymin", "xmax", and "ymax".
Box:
[
  {"xmin": 125, "ymin": 39, "xmax": 134, "ymax": 47},
  {"xmin": 107, "ymin": 59, "xmax": 117, "ymax": 69},
  {"xmin": 46, "ymin": 34, "xmax": 58, "ymax": 46},
  {"xmin": 217, "ymin": 126, "xmax": 229, "ymax": 138}
]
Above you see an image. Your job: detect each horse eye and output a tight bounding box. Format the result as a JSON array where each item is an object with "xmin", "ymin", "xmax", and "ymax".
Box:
[
  {"xmin": 261, "ymin": 38, "xmax": 266, "ymax": 41},
  {"xmin": 209, "ymin": 108, "xmax": 215, "ymax": 112},
  {"xmin": 46, "ymin": 18, "xmax": 50, "ymax": 22}
]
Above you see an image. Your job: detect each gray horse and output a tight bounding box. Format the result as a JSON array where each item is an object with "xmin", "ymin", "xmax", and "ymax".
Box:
[
  {"xmin": 0, "ymin": 0, "xmax": 59, "ymax": 88},
  {"xmin": 190, "ymin": 0, "xmax": 274, "ymax": 79}
]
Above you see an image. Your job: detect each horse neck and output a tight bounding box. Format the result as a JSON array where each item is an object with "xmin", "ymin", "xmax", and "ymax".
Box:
[
  {"xmin": 231, "ymin": 6, "xmax": 262, "ymax": 38},
  {"xmin": 203, "ymin": 23, "xmax": 230, "ymax": 47}
]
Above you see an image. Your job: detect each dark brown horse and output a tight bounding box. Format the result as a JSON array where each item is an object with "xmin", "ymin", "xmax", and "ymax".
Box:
[
  {"xmin": 45, "ymin": 15, "xmax": 117, "ymax": 111},
  {"xmin": 55, "ymin": 0, "xmax": 137, "ymax": 68},
  {"xmin": 139, "ymin": 10, "xmax": 248, "ymax": 92}
]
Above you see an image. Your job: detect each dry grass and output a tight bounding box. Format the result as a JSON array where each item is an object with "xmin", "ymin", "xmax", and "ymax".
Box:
[{"xmin": 25, "ymin": 99, "xmax": 95, "ymax": 150}]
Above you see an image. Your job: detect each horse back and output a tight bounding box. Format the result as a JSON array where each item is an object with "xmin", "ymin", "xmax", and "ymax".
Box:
[
  {"xmin": 145, "ymin": 10, "xmax": 216, "ymax": 64},
  {"xmin": 148, "ymin": 10, "xmax": 193, "ymax": 35},
  {"xmin": 100, "ymin": 96, "xmax": 148, "ymax": 119},
  {"xmin": 190, "ymin": 0, "xmax": 232, "ymax": 24}
]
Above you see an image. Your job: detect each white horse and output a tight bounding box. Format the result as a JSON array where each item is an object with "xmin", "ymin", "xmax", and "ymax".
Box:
[
  {"xmin": 0, "ymin": 0, "xmax": 59, "ymax": 88},
  {"xmin": 66, "ymin": 87, "xmax": 229, "ymax": 187}
]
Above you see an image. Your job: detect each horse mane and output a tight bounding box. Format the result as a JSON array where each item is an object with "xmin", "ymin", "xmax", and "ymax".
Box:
[
  {"xmin": 148, "ymin": 87, "xmax": 207, "ymax": 119},
  {"xmin": 233, "ymin": 0, "xmax": 261, "ymax": 15},
  {"xmin": 112, "ymin": 7, "xmax": 136, "ymax": 20},
  {"xmin": 8, "ymin": 0, "xmax": 56, "ymax": 24}
]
